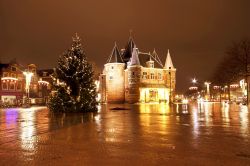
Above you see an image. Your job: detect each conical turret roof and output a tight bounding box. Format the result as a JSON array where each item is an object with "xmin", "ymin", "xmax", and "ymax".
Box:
[
  {"xmin": 129, "ymin": 46, "xmax": 140, "ymax": 66},
  {"xmin": 164, "ymin": 49, "xmax": 174, "ymax": 69},
  {"xmin": 107, "ymin": 43, "xmax": 123, "ymax": 63},
  {"xmin": 122, "ymin": 35, "xmax": 136, "ymax": 63}
]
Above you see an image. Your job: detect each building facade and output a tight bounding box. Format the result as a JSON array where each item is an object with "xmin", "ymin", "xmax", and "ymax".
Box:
[
  {"xmin": 0, "ymin": 62, "xmax": 25, "ymax": 106},
  {"xmin": 0, "ymin": 62, "xmax": 53, "ymax": 106},
  {"xmin": 98, "ymin": 36, "xmax": 176, "ymax": 104}
]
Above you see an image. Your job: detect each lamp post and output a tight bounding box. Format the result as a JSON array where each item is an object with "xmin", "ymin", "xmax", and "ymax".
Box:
[
  {"xmin": 192, "ymin": 78, "xmax": 198, "ymax": 99},
  {"xmin": 204, "ymin": 82, "xmax": 211, "ymax": 101},
  {"xmin": 169, "ymin": 71, "xmax": 172, "ymax": 104},
  {"xmin": 192, "ymin": 78, "xmax": 197, "ymax": 85},
  {"xmin": 23, "ymin": 71, "xmax": 33, "ymax": 106}
]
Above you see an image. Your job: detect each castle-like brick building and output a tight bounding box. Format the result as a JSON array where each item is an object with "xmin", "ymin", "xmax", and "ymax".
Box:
[{"xmin": 98, "ymin": 36, "xmax": 176, "ymax": 103}]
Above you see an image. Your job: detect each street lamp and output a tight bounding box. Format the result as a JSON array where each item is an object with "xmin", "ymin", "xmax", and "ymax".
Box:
[
  {"xmin": 169, "ymin": 71, "xmax": 172, "ymax": 104},
  {"xmin": 192, "ymin": 78, "xmax": 197, "ymax": 84},
  {"xmin": 23, "ymin": 71, "xmax": 33, "ymax": 105},
  {"xmin": 204, "ymin": 82, "xmax": 211, "ymax": 101}
]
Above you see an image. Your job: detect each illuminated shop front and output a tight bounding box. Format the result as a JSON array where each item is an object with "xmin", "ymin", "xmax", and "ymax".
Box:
[
  {"xmin": 0, "ymin": 77, "xmax": 24, "ymax": 105},
  {"xmin": 139, "ymin": 85, "xmax": 169, "ymax": 103}
]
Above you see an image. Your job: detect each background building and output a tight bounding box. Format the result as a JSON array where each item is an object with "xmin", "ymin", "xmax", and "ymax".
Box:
[
  {"xmin": 0, "ymin": 61, "xmax": 53, "ymax": 107},
  {"xmin": 0, "ymin": 62, "xmax": 25, "ymax": 106}
]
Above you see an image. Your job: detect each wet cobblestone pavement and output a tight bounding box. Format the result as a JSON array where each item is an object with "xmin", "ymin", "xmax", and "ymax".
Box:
[{"xmin": 0, "ymin": 103, "xmax": 250, "ymax": 165}]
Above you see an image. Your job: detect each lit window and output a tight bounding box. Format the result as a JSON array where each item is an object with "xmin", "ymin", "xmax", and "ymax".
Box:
[
  {"xmin": 9, "ymin": 82, "xmax": 15, "ymax": 90},
  {"xmin": 18, "ymin": 74, "xmax": 23, "ymax": 79},
  {"xmin": 33, "ymin": 85, "xmax": 38, "ymax": 92},
  {"xmin": 2, "ymin": 82, "xmax": 8, "ymax": 90},
  {"xmin": 39, "ymin": 92, "xmax": 42, "ymax": 97},
  {"xmin": 17, "ymin": 82, "xmax": 22, "ymax": 91},
  {"xmin": 11, "ymin": 73, "xmax": 16, "ymax": 78},
  {"xmin": 43, "ymin": 72, "xmax": 47, "ymax": 77},
  {"xmin": 3, "ymin": 72, "xmax": 8, "ymax": 77}
]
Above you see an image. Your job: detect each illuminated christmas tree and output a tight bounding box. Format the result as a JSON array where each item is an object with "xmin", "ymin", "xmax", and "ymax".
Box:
[{"xmin": 48, "ymin": 33, "xmax": 97, "ymax": 112}]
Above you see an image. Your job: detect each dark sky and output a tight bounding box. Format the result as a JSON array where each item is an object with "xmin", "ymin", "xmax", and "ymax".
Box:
[{"xmin": 1, "ymin": 0, "xmax": 250, "ymax": 92}]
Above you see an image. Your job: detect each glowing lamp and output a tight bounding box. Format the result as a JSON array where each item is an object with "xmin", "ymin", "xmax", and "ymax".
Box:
[
  {"xmin": 192, "ymin": 78, "xmax": 197, "ymax": 84},
  {"xmin": 1, "ymin": 77, "xmax": 18, "ymax": 81},
  {"xmin": 38, "ymin": 80, "xmax": 49, "ymax": 85}
]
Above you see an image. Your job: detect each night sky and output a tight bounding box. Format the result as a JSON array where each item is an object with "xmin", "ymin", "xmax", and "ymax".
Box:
[{"xmin": 1, "ymin": 0, "xmax": 250, "ymax": 92}]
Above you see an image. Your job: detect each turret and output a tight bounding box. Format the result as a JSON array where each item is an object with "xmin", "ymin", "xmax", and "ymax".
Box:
[
  {"xmin": 163, "ymin": 49, "xmax": 176, "ymax": 103},
  {"xmin": 126, "ymin": 47, "xmax": 141, "ymax": 103},
  {"xmin": 102, "ymin": 43, "xmax": 125, "ymax": 103},
  {"xmin": 146, "ymin": 54, "xmax": 154, "ymax": 68},
  {"xmin": 122, "ymin": 33, "xmax": 136, "ymax": 65},
  {"xmin": 164, "ymin": 49, "xmax": 175, "ymax": 70}
]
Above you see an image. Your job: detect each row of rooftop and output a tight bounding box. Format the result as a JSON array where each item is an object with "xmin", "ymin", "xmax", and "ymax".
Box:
[{"xmin": 106, "ymin": 35, "xmax": 175, "ymax": 70}]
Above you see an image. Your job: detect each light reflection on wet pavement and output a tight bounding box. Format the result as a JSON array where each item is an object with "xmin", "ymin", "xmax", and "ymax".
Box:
[{"xmin": 0, "ymin": 103, "xmax": 250, "ymax": 165}]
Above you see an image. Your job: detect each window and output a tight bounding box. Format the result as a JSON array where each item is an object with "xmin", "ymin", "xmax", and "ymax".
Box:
[
  {"xmin": 150, "ymin": 73, "xmax": 154, "ymax": 79},
  {"xmin": 9, "ymin": 82, "xmax": 15, "ymax": 90},
  {"xmin": 39, "ymin": 92, "xmax": 42, "ymax": 97},
  {"xmin": 3, "ymin": 72, "xmax": 8, "ymax": 77},
  {"xmin": 17, "ymin": 74, "xmax": 23, "ymax": 80},
  {"xmin": 132, "ymin": 72, "xmax": 135, "ymax": 76},
  {"xmin": 43, "ymin": 72, "xmax": 47, "ymax": 77},
  {"xmin": 17, "ymin": 82, "xmax": 22, "ymax": 91},
  {"xmin": 109, "ymin": 75, "xmax": 113, "ymax": 80},
  {"xmin": 33, "ymin": 85, "xmax": 38, "ymax": 92},
  {"xmin": 158, "ymin": 73, "xmax": 162, "ymax": 80},
  {"xmin": 2, "ymin": 82, "xmax": 8, "ymax": 90},
  {"xmin": 11, "ymin": 66, "xmax": 16, "ymax": 71},
  {"xmin": 111, "ymin": 66, "xmax": 114, "ymax": 69},
  {"xmin": 142, "ymin": 72, "xmax": 147, "ymax": 79},
  {"xmin": 11, "ymin": 73, "xmax": 16, "ymax": 78}
]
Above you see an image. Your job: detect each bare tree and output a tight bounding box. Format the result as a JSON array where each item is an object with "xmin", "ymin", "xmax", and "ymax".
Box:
[{"xmin": 211, "ymin": 38, "xmax": 250, "ymax": 104}]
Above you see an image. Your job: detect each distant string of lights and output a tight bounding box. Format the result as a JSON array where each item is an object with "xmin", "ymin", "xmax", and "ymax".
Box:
[{"xmin": 1, "ymin": 77, "xmax": 18, "ymax": 82}]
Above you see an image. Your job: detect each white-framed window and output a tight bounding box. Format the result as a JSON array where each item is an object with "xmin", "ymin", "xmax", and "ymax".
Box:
[
  {"xmin": 17, "ymin": 74, "xmax": 23, "ymax": 80},
  {"xmin": 39, "ymin": 92, "xmax": 42, "ymax": 97},
  {"xmin": 43, "ymin": 72, "xmax": 48, "ymax": 77},
  {"xmin": 11, "ymin": 73, "xmax": 16, "ymax": 78},
  {"xmin": 3, "ymin": 72, "xmax": 8, "ymax": 77},
  {"xmin": 33, "ymin": 84, "xmax": 38, "ymax": 92},
  {"xmin": 9, "ymin": 82, "xmax": 15, "ymax": 90},
  {"xmin": 17, "ymin": 82, "xmax": 22, "ymax": 91},
  {"xmin": 2, "ymin": 82, "xmax": 8, "ymax": 90}
]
